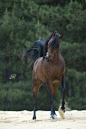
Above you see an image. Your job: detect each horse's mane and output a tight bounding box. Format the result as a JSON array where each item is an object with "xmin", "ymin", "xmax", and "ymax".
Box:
[
  {"xmin": 43, "ymin": 32, "xmax": 53, "ymax": 59},
  {"xmin": 48, "ymin": 34, "xmax": 59, "ymax": 51},
  {"xmin": 43, "ymin": 31, "xmax": 60, "ymax": 59}
]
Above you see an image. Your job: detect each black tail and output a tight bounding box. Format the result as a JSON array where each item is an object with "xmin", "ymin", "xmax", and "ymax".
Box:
[{"xmin": 22, "ymin": 39, "xmax": 44, "ymax": 62}]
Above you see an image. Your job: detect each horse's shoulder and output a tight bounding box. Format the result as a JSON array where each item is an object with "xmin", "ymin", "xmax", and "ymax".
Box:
[
  {"xmin": 59, "ymin": 53, "xmax": 65, "ymax": 63},
  {"xmin": 33, "ymin": 57, "xmax": 44, "ymax": 71}
]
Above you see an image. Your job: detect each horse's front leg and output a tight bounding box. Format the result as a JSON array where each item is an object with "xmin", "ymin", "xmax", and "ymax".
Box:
[
  {"xmin": 47, "ymin": 81, "xmax": 55, "ymax": 119},
  {"xmin": 59, "ymin": 75, "xmax": 66, "ymax": 119},
  {"xmin": 61, "ymin": 75, "xmax": 66, "ymax": 111}
]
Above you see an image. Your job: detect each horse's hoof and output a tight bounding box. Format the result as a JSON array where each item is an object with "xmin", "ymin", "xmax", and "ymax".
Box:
[
  {"xmin": 50, "ymin": 117, "xmax": 54, "ymax": 120},
  {"xmin": 33, "ymin": 116, "xmax": 36, "ymax": 120},
  {"xmin": 58, "ymin": 106, "xmax": 65, "ymax": 119},
  {"xmin": 50, "ymin": 114, "xmax": 58, "ymax": 120},
  {"xmin": 50, "ymin": 115, "xmax": 54, "ymax": 120},
  {"xmin": 53, "ymin": 114, "xmax": 58, "ymax": 119}
]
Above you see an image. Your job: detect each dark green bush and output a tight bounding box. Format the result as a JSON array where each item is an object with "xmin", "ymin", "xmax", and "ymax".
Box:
[
  {"xmin": 0, "ymin": 81, "xmax": 61, "ymax": 111},
  {"xmin": 61, "ymin": 42, "xmax": 86, "ymax": 72},
  {"xmin": 66, "ymin": 68, "xmax": 86, "ymax": 110}
]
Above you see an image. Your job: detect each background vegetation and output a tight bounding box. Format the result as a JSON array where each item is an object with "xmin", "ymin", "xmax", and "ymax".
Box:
[{"xmin": 0, "ymin": 0, "xmax": 86, "ymax": 111}]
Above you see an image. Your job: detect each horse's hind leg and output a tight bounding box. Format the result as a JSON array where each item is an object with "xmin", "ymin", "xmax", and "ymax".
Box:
[
  {"xmin": 52, "ymin": 83, "xmax": 59, "ymax": 119},
  {"xmin": 33, "ymin": 78, "xmax": 41, "ymax": 120},
  {"xmin": 61, "ymin": 75, "xmax": 66, "ymax": 111},
  {"xmin": 46, "ymin": 81, "xmax": 55, "ymax": 119}
]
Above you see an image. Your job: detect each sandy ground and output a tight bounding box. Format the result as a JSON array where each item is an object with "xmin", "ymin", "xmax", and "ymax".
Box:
[{"xmin": 0, "ymin": 110, "xmax": 86, "ymax": 129}]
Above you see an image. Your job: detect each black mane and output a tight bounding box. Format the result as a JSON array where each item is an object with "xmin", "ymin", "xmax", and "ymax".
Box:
[
  {"xmin": 43, "ymin": 32, "xmax": 53, "ymax": 59},
  {"xmin": 43, "ymin": 31, "xmax": 60, "ymax": 59},
  {"xmin": 48, "ymin": 34, "xmax": 59, "ymax": 51}
]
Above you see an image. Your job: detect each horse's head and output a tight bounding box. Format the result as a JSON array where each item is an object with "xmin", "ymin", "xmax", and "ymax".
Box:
[{"xmin": 45, "ymin": 31, "xmax": 63, "ymax": 62}]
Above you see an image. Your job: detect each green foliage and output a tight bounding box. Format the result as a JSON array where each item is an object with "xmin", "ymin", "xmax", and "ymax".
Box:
[
  {"xmin": 65, "ymin": 1, "xmax": 86, "ymax": 42},
  {"xmin": 61, "ymin": 42, "xmax": 86, "ymax": 72},
  {"xmin": 0, "ymin": 81, "xmax": 33, "ymax": 110},
  {"xmin": 66, "ymin": 68, "xmax": 86, "ymax": 110},
  {"xmin": 0, "ymin": 81, "xmax": 60, "ymax": 111},
  {"xmin": 35, "ymin": 0, "xmax": 86, "ymax": 7}
]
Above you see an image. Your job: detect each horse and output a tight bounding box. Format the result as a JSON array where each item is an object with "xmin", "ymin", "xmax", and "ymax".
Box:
[{"xmin": 32, "ymin": 31, "xmax": 66, "ymax": 120}]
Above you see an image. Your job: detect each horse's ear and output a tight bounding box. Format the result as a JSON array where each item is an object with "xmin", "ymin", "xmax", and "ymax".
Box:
[{"xmin": 60, "ymin": 34, "xmax": 63, "ymax": 39}]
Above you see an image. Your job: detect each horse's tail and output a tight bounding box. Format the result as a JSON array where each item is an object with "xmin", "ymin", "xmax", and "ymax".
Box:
[{"xmin": 21, "ymin": 40, "xmax": 44, "ymax": 62}]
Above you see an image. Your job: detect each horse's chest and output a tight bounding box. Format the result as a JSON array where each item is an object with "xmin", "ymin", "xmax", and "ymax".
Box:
[
  {"xmin": 45, "ymin": 66, "xmax": 60, "ymax": 75},
  {"xmin": 45, "ymin": 65, "xmax": 63, "ymax": 81}
]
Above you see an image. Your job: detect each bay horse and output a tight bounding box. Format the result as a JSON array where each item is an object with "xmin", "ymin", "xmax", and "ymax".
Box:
[{"xmin": 32, "ymin": 31, "xmax": 66, "ymax": 120}]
